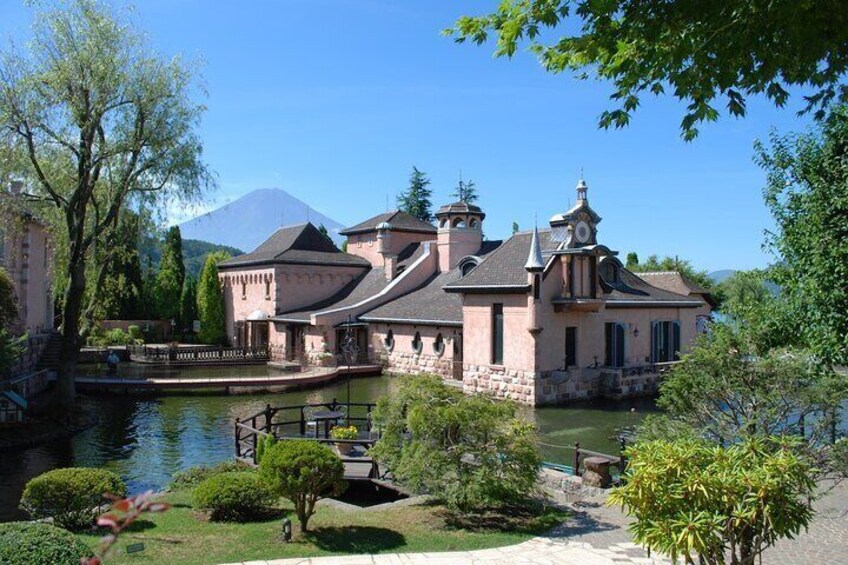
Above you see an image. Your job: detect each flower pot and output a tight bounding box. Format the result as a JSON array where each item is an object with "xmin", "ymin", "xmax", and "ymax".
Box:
[{"xmin": 335, "ymin": 442, "xmax": 353, "ymax": 456}]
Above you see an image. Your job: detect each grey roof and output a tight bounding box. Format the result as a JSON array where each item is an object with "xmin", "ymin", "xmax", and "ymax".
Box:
[
  {"xmin": 274, "ymin": 268, "xmax": 391, "ymax": 322},
  {"xmin": 218, "ymin": 223, "xmax": 369, "ymax": 269},
  {"xmin": 361, "ymin": 269, "xmax": 464, "ymax": 325},
  {"xmin": 436, "ymin": 201, "xmax": 485, "ymax": 217},
  {"xmin": 339, "ymin": 210, "xmax": 437, "ymax": 236},
  {"xmin": 445, "ymin": 230, "xmax": 553, "ymax": 292},
  {"xmin": 634, "ymin": 271, "xmax": 711, "ymax": 295},
  {"xmin": 604, "ymin": 268, "xmax": 706, "ymax": 307},
  {"xmin": 396, "ymin": 242, "xmax": 426, "ymax": 271}
]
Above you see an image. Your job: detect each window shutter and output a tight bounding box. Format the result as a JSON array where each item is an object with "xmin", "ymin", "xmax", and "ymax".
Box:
[
  {"xmin": 672, "ymin": 321, "xmax": 681, "ymax": 361},
  {"xmin": 650, "ymin": 321, "xmax": 659, "ymax": 363},
  {"xmin": 615, "ymin": 323, "xmax": 625, "ymax": 367}
]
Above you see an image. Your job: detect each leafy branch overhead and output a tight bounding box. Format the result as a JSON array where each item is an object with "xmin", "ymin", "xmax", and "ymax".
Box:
[{"xmin": 446, "ymin": 1, "xmax": 848, "ymax": 139}]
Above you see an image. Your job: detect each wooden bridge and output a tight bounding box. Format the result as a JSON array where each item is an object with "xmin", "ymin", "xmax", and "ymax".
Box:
[
  {"xmin": 72, "ymin": 364, "xmax": 381, "ymax": 393},
  {"xmin": 235, "ymin": 400, "xmax": 382, "ymax": 480}
]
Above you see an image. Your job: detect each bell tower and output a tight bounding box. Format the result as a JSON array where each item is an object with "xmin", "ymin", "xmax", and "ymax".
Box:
[
  {"xmin": 549, "ymin": 177, "xmax": 602, "ymax": 249},
  {"xmin": 435, "ymin": 201, "xmax": 485, "ymax": 272}
]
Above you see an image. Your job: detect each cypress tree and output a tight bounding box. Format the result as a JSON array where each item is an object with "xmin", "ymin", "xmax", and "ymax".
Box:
[
  {"xmin": 197, "ymin": 251, "xmax": 229, "ymax": 345},
  {"xmin": 397, "ymin": 166, "xmax": 433, "ymax": 222},
  {"xmin": 155, "ymin": 226, "xmax": 185, "ymax": 323},
  {"xmin": 180, "ymin": 276, "xmax": 198, "ymax": 333},
  {"xmin": 451, "ymin": 178, "xmax": 479, "ymax": 204}
]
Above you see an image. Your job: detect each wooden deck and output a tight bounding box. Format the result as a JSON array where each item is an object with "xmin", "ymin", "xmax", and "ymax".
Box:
[{"xmin": 72, "ymin": 364, "xmax": 382, "ymax": 392}]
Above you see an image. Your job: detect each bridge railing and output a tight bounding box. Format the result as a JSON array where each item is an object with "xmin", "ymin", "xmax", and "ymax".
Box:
[{"xmin": 128, "ymin": 345, "xmax": 270, "ymax": 364}]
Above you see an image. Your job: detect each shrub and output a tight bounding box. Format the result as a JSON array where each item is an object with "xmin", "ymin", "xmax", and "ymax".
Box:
[
  {"xmin": 329, "ymin": 425, "xmax": 358, "ymax": 440},
  {"xmin": 255, "ymin": 434, "xmax": 276, "ymax": 464},
  {"xmin": 170, "ymin": 459, "xmax": 254, "ymax": 489},
  {"xmin": 193, "ymin": 472, "xmax": 276, "ymax": 522},
  {"xmin": 0, "ymin": 522, "xmax": 93, "ymax": 565},
  {"xmin": 86, "ymin": 327, "xmax": 143, "ymax": 347},
  {"xmin": 260, "ymin": 440, "xmax": 345, "ymax": 532},
  {"xmin": 127, "ymin": 325, "xmax": 144, "ymax": 342},
  {"xmin": 20, "ymin": 467, "xmax": 127, "ymax": 530}
]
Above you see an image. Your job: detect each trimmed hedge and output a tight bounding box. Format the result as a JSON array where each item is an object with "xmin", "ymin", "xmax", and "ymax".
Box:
[
  {"xmin": 20, "ymin": 467, "xmax": 127, "ymax": 531},
  {"xmin": 193, "ymin": 471, "xmax": 277, "ymax": 522},
  {"xmin": 0, "ymin": 521, "xmax": 93, "ymax": 565},
  {"xmin": 170, "ymin": 459, "xmax": 254, "ymax": 489}
]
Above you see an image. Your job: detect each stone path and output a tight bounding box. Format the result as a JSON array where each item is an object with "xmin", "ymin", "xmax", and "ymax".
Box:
[{"xmin": 221, "ymin": 481, "xmax": 848, "ymax": 565}]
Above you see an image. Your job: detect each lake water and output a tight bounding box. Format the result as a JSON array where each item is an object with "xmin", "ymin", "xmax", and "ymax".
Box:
[{"xmin": 0, "ymin": 372, "xmax": 656, "ymax": 522}]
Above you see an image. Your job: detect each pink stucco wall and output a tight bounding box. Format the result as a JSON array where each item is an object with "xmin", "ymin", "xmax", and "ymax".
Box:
[
  {"xmin": 1, "ymin": 219, "xmax": 53, "ymax": 335},
  {"xmin": 369, "ymin": 322, "xmax": 460, "ymax": 379},
  {"xmin": 346, "ymin": 231, "xmax": 434, "ymax": 267}
]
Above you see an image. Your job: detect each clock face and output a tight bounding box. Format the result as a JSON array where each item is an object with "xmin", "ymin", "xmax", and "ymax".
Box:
[{"xmin": 574, "ymin": 220, "xmax": 591, "ymax": 243}]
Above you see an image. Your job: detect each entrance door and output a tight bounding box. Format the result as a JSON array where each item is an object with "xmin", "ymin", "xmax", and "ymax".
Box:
[{"xmin": 452, "ymin": 332, "xmax": 463, "ymax": 380}]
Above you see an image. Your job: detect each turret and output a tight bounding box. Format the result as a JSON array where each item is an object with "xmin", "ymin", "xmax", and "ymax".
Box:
[
  {"xmin": 525, "ymin": 226, "xmax": 544, "ymax": 332},
  {"xmin": 435, "ymin": 201, "xmax": 484, "ymax": 272}
]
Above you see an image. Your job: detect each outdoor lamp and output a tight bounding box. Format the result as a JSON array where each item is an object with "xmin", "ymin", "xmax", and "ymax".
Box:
[
  {"xmin": 282, "ymin": 518, "xmax": 292, "ymax": 542},
  {"xmin": 632, "ymin": 325, "xmax": 639, "ymax": 337}
]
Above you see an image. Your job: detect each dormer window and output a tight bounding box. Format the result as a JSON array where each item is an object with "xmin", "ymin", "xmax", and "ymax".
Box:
[{"xmin": 459, "ymin": 256, "xmax": 481, "ymax": 277}]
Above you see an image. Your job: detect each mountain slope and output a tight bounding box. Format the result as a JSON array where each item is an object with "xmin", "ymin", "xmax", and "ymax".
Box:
[
  {"xmin": 183, "ymin": 239, "xmax": 244, "ymax": 280},
  {"xmin": 178, "ymin": 188, "xmax": 345, "ymax": 252}
]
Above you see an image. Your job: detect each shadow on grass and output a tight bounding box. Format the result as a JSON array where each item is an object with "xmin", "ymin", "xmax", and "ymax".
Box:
[
  {"xmin": 439, "ymin": 501, "xmax": 570, "ymax": 535},
  {"xmin": 304, "ymin": 526, "xmax": 406, "ymax": 553},
  {"xmin": 122, "ymin": 519, "xmax": 157, "ymax": 533}
]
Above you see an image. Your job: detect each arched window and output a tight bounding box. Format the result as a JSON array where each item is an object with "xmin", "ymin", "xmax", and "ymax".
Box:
[
  {"xmin": 411, "ymin": 332, "xmax": 422, "ymax": 354},
  {"xmin": 440, "ymin": 218, "xmax": 448, "ymax": 228},
  {"xmin": 461, "ymin": 262, "xmax": 476, "ymax": 276},
  {"xmin": 469, "ymin": 218, "xmax": 479, "ymax": 229},
  {"xmin": 265, "ymin": 279, "xmax": 271, "ymax": 298},
  {"xmin": 452, "ymin": 217, "xmax": 466, "ymax": 228},
  {"xmin": 433, "ymin": 333, "xmax": 445, "ymax": 357},
  {"xmin": 384, "ymin": 329, "xmax": 395, "ymax": 351}
]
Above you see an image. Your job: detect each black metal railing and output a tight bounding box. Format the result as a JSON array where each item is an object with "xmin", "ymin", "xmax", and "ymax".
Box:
[{"xmin": 128, "ymin": 345, "xmax": 270, "ymax": 364}]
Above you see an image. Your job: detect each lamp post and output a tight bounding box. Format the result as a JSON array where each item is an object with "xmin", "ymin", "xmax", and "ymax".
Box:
[{"xmin": 340, "ymin": 314, "xmax": 359, "ymax": 425}]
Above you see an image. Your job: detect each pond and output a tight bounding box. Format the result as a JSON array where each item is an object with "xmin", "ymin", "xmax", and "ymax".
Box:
[{"xmin": 0, "ymin": 372, "xmax": 657, "ymax": 522}]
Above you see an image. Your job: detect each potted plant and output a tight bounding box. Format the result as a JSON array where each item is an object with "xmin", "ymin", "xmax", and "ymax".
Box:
[{"xmin": 329, "ymin": 425, "xmax": 358, "ymax": 455}]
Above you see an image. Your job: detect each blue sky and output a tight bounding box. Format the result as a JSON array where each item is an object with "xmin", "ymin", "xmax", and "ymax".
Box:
[{"xmin": 0, "ymin": 0, "xmax": 817, "ymax": 272}]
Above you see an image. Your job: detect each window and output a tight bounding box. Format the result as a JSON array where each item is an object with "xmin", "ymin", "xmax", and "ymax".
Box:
[
  {"xmin": 453, "ymin": 217, "xmax": 466, "ymax": 228},
  {"xmin": 265, "ymin": 279, "xmax": 271, "ymax": 298},
  {"xmin": 411, "ymin": 332, "xmax": 422, "ymax": 354},
  {"xmin": 433, "ymin": 333, "xmax": 445, "ymax": 357},
  {"xmin": 565, "ymin": 326, "xmax": 577, "ymax": 367},
  {"xmin": 533, "ymin": 274, "xmax": 541, "ymax": 300},
  {"xmin": 651, "ymin": 321, "xmax": 681, "ymax": 362},
  {"xmin": 384, "ymin": 329, "xmax": 394, "ymax": 351},
  {"xmin": 492, "ymin": 304, "xmax": 504, "ymax": 365},
  {"xmin": 241, "ymin": 281, "xmax": 246, "ymax": 299},
  {"xmin": 440, "ymin": 219, "xmax": 448, "ymax": 228},
  {"xmin": 469, "ymin": 218, "xmax": 479, "ymax": 229},
  {"xmin": 605, "ymin": 322, "xmax": 626, "ymax": 367}
]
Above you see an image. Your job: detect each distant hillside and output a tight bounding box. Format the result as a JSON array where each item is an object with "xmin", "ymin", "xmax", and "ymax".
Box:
[
  {"xmin": 178, "ymin": 188, "xmax": 345, "ymax": 252},
  {"xmin": 183, "ymin": 239, "xmax": 244, "ymax": 280},
  {"xmin": 708, "ymin": 270, "xmax": 736, "ymax": 284}
]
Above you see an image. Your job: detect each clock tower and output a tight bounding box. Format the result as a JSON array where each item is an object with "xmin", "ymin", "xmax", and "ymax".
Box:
[{"xmin": 549, "ymin": 177, "xmax": 602, "ymax": 249}]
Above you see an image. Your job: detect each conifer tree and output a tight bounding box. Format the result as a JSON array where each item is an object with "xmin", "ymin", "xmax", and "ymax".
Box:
[
  {"xmin": 155, "ymin": 226, "xmax": 185, "ymax": 323},
  {"xmin": 451, "ymin": 178, "xmax": 479, "ymax": 204},
  {"xmin": 197, "ymin": 251, "xmax": 229, "ymax": 345},
  {"xmin": 397, "ymin": 166, "xmax": 433, "ymax": 222},
  {"xmin": 180, "ymin": 276, "xmax": 198, "ymax": 333}
]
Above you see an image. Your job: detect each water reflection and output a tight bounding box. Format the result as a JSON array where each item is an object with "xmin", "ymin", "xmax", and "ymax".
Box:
[{"xmin": 0, "ymin": 375, "xmax": 650, "ymax": 522}]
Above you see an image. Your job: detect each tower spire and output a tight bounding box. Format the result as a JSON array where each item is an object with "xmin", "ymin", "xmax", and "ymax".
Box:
[
  {"xmin": 525, "ymin": 224, "xmax": 544, "ymax": 271},
  {"xmin": 576, "ymin": 176, "xmax": 588, "ymax": 202}
]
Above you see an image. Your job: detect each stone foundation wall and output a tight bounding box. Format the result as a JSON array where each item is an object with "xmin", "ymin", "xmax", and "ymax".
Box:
[
  {"xmin": 465, "ymin": 364, "xmax": 663, "ymax": 405},
  {"xmin": 380, "ymin": 350, "xmax": 453, "ymax": 379}
]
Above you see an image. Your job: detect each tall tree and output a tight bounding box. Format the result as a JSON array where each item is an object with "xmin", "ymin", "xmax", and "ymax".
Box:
[
  {"xmin": 447, "ymin": 1, "xmax": 848, "ymax": 139},
  {"xmin": 451, "ymin": 177, "xmax": 479, "ymax": 204},
  {"xmin": 397, "ymin": 166, "xmax": 433, "ymax": 222},
  {"xmin": 625, "ymin": 252, "xmax": 639, "ymax": 269},
  {"xmin": 155, "ymin": 226, "xmax": 185, "ymax": 323},
  {"xmin": 88, "ymin": 210, "xmax": 144, "ymax": 320},
  {"xmin": 758, "ymin": 105, "xmax": 848, "ymax": 366},
  {"xmin": 0, "ymin": 267, "xmax": 19, "ymax": 334},
  {"xmin": 0, "ymin": 0, "xmax": 211, "ymax": 406},
  {"xmin": 179, "ymin": 275, "xmax": 198, "ymax": 333},
  {"xmin": 197, "ymin": 251, "xmax": 228, "ymax": 345}
]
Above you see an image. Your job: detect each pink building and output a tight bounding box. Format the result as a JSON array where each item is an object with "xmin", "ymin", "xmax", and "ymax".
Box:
[{"xmin": 219, "ymin": 179, "xmax": 713, "ymax": 405}]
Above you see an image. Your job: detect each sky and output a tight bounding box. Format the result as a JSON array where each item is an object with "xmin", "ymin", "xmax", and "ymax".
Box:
[{"xmin": 0, "ymin": 0, "xmax": 819, "ymax": 272}]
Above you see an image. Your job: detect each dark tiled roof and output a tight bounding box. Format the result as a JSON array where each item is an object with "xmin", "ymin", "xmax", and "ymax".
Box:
[
  {"xmin": 436, "ymin": 201, "xmax": 484, "ymax": 216},
  {"xmin": 339, "ymin": 210, "xmax": 437, "ymax": 235},
  {"xmin": 445, "ymin": 230, "xmax": 552, "ymax": 291},
  {"xmin": 274, "ymin": 268, "xmax": 391, "ymax": 322},
  {"xmin": 361, "ymin": 270, "xmax": 464, "ymax": 325},
  {"xmin": 218, "ymin": 223, "xmax": 369, "ymax": 269},
  {"xmin": 396, "ymin": 242, "xmax": 425, "ymax": 271},
  {"xmin": 604, "ymin": 268, "xmax": 706, "ymax": 306},
  {"xmin": 634, "ymin": 271, "xmax": 711, "ymax": 296}
]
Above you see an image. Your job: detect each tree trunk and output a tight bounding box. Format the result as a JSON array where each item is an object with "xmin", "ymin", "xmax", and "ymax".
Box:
[{"xmin": 52, "ymin": 261, "xmax": 86, "ymax": 410}]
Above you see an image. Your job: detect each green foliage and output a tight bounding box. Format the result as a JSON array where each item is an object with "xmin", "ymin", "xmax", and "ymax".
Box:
[
  {"xmin": 170, "ymin": 460, "xmax": 254, "ymax": 490},
  {"xmin": 329, "ymin": 425, "xmax": 358, "ymax": 440},
  {"xmin": 625, "ymin": 252, "xmax": 638, "ymax": 269},
  {"xmin": 197, "ymin": 251, "xmax": 229, "ymax": 345},
  {"xmin": 656, "ymin": 322, "xmax": 847, "ymax": 450},
  {"xmin": 0, "ymin": 267, "xmax": 20, "ymax": 333},
  {"xmin": 255, "ymin": 433, "xmax": 277, "ymax": 465},
  {"xmin": 511, "ymin": 221, "xmax": 519, "ymax": 235},
  {"xmin": 0, "ymin": 521, "xmax": 93, "ymax": 565},
  {"xmin": 192, "ymin": 471, "xmax": 276, "ymax": 522},
  {"xmin": 370, "ymin": 376, "xmax": 540, "ymax": 513},
  {"xmin": 758, "ymin": 105, "xmax": 848, "ymax": 366},
  {"xmin": 397, "ymin": 166, "xmax": 433, "ymax": 222},
  {"xmin": 317, "ymin": 223, "xmax": 330, "ymax": 238},
  {"xmin": 155, "ymin": 226, "xmax": 186, "ymax": 322},
  {"xmin": 451, "ymin": 178, "xmax": 479, "ymax": 204},
  {"xmin": 447, "ymin": 1, "xmax": 848, "ymax": 139},
  {"xmin": 182, "ymin": 239, "xmax": 244, "ymax": 280},
  {"xmin": 609, "ymin": 438, "xmax": 816, "ymax": 564},
  {"xmin": 627, "ymin": 254, "xmax": 714, "ymax": 291},
  {"xmin": 0, "ymin": 327, "xmax": 25, "ymax": 378},
  {"xmin": 20, "ymin": 467, "xmax": 127, "ymax": 531},
  {"xmin": 259, "ymin": 440, "xmax": 345, "ymax": 532},
  {"xmin": 180, "ymin": 276, "xmax": 198, "ymax": 332},
  {"xmin": 127, "ymin": 324, "xmax": 143, "ymax": 341},
  {"xmin": 0, "ymin": 0, "xmax": 212, "ymax": 406},
  {"xmin": 85, "ymin": 326, "xmax": 142, "ymax": 347}
]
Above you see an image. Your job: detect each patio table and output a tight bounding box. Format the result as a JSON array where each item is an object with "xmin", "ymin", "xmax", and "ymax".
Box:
[{"xmin": 311, "ymin": 410, "xmax": 344, "ymax": 439}]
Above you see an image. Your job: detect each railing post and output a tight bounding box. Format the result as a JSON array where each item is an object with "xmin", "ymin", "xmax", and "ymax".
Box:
[
  {"xmin": 619, "ymin": 437, "xmax": 627, "ymax": 476},
  {"xmin": 573, "ymin": 442, "xmax": 581, "ymax": 477},
  {"xmin": 235, "ymin": 417, "xmax": 241, "ymax": 458},
  {"xmin": 299, "ymin": 406, "xmax": 305, "ymax": 437},
  {"xmin": 264, "ymin": 403, "xmax": 272, "ymax": 434},
  {"xmin": 331, "ymin": 397, "xmax": 337, "ymax": 411}
]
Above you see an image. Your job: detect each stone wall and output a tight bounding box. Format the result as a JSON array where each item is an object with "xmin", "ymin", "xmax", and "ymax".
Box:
[
  {"xmin": 462, "ymin": 364, "xmax": 537, "ymax": 404},
  {"xmin": 7, "ymin": 333, "xmax": 50, "ymax": 379},
  {"xmin": 380, "ymin": 349, "xmax": 453, "ymax": 379}
]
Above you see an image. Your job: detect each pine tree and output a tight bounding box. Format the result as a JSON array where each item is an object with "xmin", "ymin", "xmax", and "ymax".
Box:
[
  {"xmin": 155, "ymin": 226, "xmax": 185, "ymax": 323},
  {"xmin": 625, "ymin": 252, "xmax": 639, "ymax": 269},
  {"xmin": 197, "ymin": 251, "xmax": 229, "ymax": 345},
  {"xmin": 451, "ymin": 178, "xmax": 479, "ymax": 204},
  {"xmin": 397, "ymin": 166, "xmax": 433, "ymax": 222},
  {"xmin": 180, "ymin": 276, "xmax": 198, "ymax": 333},
  {"xmin": 512, "ymin": 221, "xmax": 519, "ymax": 235},
  {"xmin": 318, "ymin": 224, "xmax": 330, "ymax": 239}
]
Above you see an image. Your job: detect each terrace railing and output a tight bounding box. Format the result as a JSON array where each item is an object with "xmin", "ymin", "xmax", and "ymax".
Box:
[{"xmin": 128, "ymin": 345, "xmax": 270, "ymax": 365}]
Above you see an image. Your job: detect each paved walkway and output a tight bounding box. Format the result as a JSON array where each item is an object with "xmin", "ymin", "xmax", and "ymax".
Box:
[{"xmin": 222, "ymin": 481, "xmax": 848, "ymax": 565}]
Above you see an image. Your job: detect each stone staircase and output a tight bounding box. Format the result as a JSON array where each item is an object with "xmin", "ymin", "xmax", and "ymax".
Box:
[{"xmin": 36, "ymin": 331, "xmax": 63, "ymax": 371}]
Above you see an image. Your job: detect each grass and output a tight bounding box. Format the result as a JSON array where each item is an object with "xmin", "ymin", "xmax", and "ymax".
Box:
[{"xmin": 75, "ymin": 489, "xmax": 568, "ymax": 565}]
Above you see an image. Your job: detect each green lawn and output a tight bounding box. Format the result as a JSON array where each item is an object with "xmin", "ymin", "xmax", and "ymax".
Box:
[{"xmin": 75, "ymin": 490, "xmax": 568, "ymax": 565}]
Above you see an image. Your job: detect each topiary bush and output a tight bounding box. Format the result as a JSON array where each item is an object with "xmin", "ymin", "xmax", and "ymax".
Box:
[
  {"xmin": 0, "ymin": 521, "xmax": 93, "ymax": 565},
  {"xmin": 170, "ymin": 459, "xmax": 254, "ymax": 489},
  {"xmin": 192, "ymin": 471, "xmax": 277, "ymax": 522},
  {"xmin": 20, "ymin": 467, "xmax": 127, "ymax": 531}
]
